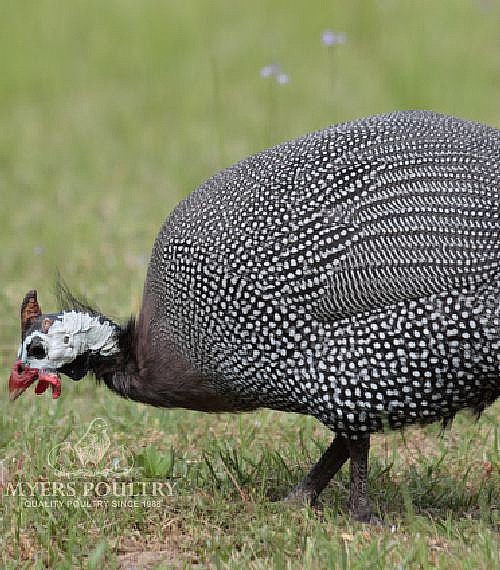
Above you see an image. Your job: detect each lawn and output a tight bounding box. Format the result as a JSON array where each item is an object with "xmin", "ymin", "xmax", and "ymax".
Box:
[{"xmin": 0, "ymin": 0, "xmax": 499, "ymax": 567}]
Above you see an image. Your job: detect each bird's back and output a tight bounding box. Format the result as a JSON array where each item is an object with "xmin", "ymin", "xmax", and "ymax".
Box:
[{"xmin": 145, "ymin": 110, "xmax": 500, "ymax": 435}]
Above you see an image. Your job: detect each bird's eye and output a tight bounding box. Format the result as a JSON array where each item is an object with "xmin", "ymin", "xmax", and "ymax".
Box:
[
  {"xmin": 27, "ymin": 338, "xmax": 46, "ymax": 360},
  {"xmin": 63, "ymin": 335, "xmax": 70, "ymax": 344}
]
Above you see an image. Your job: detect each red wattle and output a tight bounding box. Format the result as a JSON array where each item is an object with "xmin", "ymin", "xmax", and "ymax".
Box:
[
  {"xmin": 9, "ymin": 360, "xmax": 38, "ymax": 393},
  {"xmin": 35, "ymin": 372, "xmax": 62, "ymax": 399},
  {"xmin": 9, "ymin": 360, "xmax": 61, "ymax": 400}
]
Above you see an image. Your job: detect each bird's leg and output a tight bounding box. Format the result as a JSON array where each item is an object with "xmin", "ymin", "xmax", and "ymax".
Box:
[
  {"xmin": 286, "ymin": 436, "xmax": 349, "ymax": 506},
  {"xmin": 347, "ymin": 436, "xmax": 377, "ymax": 523}
]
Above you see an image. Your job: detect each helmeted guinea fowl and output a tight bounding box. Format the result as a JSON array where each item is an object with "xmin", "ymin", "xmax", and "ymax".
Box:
[{"xmin": 9, "ymin": 110, "xmax": 500, "ymax": 522}]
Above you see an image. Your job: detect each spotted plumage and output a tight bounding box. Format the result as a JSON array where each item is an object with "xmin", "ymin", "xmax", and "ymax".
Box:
[
  {"xmin": 11, "ymin": 110, "xmax": 499, "ymax": 521},
  {"xmin": 147, "ymin": 110, "xmax": 499, "ymax": 437}
]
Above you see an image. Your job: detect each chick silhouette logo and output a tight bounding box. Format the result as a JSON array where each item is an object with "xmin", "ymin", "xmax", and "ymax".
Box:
[{"xmin": 47, "ymin": 418, "xmax": 134, "ymax": 477}]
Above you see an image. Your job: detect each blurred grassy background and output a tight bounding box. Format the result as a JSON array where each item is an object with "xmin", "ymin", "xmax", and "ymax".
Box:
[
  {"xmin": 0, "ymin": 0, "xmax": 499, "ymax": 568},
  {"xmin": 1, "ymin": 0, "xmax": 499, "ymax": 321}
]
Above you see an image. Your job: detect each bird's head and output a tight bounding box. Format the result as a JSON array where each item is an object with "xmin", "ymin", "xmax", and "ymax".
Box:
[{"xmin": 9, "ymin": 290, "xmax": 120, "ymax": 401}]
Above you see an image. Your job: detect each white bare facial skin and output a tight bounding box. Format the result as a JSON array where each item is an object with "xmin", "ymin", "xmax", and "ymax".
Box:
[{"xmin": 18, "ymin": 311, "xmax": 120, "ymax": 370}]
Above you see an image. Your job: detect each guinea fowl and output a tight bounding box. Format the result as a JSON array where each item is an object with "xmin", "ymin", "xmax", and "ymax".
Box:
[{"xmin": 9, "ymin": 110, "xmax": 500, "ymax": 522}]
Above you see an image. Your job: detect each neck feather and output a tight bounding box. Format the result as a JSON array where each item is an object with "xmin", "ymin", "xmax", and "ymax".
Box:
[{"xmin": 91, "ymin": 318, "xmax": 138, "ymax": 398}]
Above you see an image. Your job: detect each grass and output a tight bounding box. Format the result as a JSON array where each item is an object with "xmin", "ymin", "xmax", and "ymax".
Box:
[{"xmin": 0, "ymin": 0, "xmax": 499, "ymax": 567}]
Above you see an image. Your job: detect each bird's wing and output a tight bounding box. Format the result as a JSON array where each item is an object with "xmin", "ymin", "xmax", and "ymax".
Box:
[
  {"xmin": 161, "ymin": 141, "xmax": 499, "ymax": 323},
  {"xmin": 310, "ymin": 259, "xmax": 499, "ymax": 321},
  {"xmin": 293, "ymin": 156, "xmax": 500, "ymax": 321}
]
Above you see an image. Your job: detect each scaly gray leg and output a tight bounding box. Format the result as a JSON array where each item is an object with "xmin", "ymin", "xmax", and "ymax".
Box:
[
  {"xmin": 347, "ymin": 436, "xmax": 377, "ymax": 523},
  {"xmin": 286, "ymin": 436, "xmax": 349, "ymax": 506}
]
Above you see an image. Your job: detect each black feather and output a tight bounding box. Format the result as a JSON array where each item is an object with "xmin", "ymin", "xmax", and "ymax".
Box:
[{"xmin": 54, "ymin": 272, "xmax": 101, "ymax": 316}]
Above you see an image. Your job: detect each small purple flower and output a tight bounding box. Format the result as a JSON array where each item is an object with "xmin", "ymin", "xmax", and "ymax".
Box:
[
  {"xmin": 260, "ymin": 63, "xmax": 282, "ymax": 78},
  {"xmin": 260, "ymin": 63, "xmax": 290, "ymax": 85},
  {"xmin": 321, "ymin": 30, "xmax": 347, "ymax": 47},
  {"xmin": 276, "ymin": 73, "xmax": 289, "ymax": 85}
]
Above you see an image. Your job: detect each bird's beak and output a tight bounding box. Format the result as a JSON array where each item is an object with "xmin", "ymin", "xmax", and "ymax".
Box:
[
  {"xmin": 9, "ymin": 360, "xmax": 38, "ymax": 401},
  {"xmin": 8, "ymin": 360, "xmax": 62, "ymax": 401}
]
